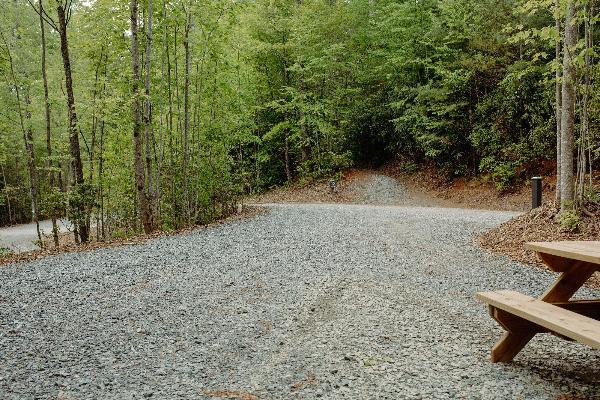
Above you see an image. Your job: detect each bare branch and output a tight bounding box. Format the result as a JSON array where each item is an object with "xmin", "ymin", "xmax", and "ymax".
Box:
[
  {"xmin": 26, "ymin": 0, "xmax": 58, "ymax": 30},
  {"xmin": 66, "ymin": 0, "xmax": 74, "ymax": 25}
]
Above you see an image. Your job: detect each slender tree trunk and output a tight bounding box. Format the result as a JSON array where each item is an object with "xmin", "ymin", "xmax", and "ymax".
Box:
[
  {"xmin": 555, "ymin": 0, "xmax": 562, "ymax": 203},
  {"xmin": 144, "ymin": 0, "xmax": 156, "ymax": 228},
  {"xmin": 577, "ymin": 3, "xmax": 592, "ymax": 204},
  {"xmin": 24, "ymin": 91, "xmax": 42, "ymax": 242},
  {"xmin": 298, "ymin": 70, "xmax": 309, "ymax": 165},
  {"xmin": 89, "ymin": 49, "xmax": 104, "ymax": 183},
  {"xmin": 130, "ymin": 0, "xmax": 153, "ymax": 233},
  {"xmin": 173, "ymin": 24, "xmax": 182, "ymax": 228},
  {"xmin": 156, "ymin": 0, "xmax": 169, "ymax": 225},
  {"xmin": 162, "ymin": 1, "xmax": 176, "ymax": 228},
  {"xmin": 56, "ymin": 3, "xmax": 89, "ymax": 242},
  {"xmin": 284, "ymin": 129, "xmax": 291, "ymax": 181},
  {"xmin": 174, "ymin": 25, "xmax": 182, "ymax": 149},
  {"xmin": 1, "ymin": 165, "xmax": 12, "ymax": 224},
  {"xmin": 588, "ymin": 4, "xmax": 595, "ymax": 191},
  {"xmin": 560, "ymin": 0, "xmax": 577, "ymax": 209},
  {"xmin": 38, "ymin": 0, "xmax": 59, "ymax": 247},
  {"xmin": 183, "ymin": 11, "xmax": 192, "ymax": 222},
  {"xmin": 99, "ymin": 119, "xmax": 106, "ymax": 240}
]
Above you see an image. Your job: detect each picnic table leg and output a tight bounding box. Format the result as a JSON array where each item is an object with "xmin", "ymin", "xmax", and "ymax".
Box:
[
  {"xmin": 539, "ymin": 260, "xmax": 597, "ymax": 302},
  {"xmin": 490, "ymin": 308, "xmax": 541, "ymax": 363},
  {"xmin": 491, "ymin": 331, "xmax": 537, "ymax": 363},
  {"xmin": 488, "ymin": 260, "xmax": 596, "ymax": 363}
]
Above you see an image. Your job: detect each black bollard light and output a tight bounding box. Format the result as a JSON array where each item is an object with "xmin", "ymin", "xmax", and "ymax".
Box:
[{"xmin": 532, "ymin": 176, "xmax": 542, "ymax": 209}]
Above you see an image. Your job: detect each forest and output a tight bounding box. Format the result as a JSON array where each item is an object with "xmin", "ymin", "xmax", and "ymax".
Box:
[{"xmin": 0, "ymin": 0, "xmax": 597, "ymax": 244}]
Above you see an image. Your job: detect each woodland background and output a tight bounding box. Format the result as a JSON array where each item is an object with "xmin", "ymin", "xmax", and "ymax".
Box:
[{"xmin": 0, "ymin": 0, "xmax": 597, "ymax": 244}]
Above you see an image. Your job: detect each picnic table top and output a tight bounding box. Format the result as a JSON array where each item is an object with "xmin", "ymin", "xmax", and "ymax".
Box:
[{"xmin": 525, "ymin": 241, "xmax": 600, "ymax": 265}]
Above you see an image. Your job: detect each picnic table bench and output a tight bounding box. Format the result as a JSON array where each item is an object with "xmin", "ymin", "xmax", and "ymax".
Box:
[{"xmin": 477, "ymin": 241, "xmax": 600, "ymax": 363}]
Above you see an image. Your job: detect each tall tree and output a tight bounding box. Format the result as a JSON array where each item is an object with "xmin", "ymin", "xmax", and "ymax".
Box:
[
  {"xmin": 40, "ymin": 0, "xmax": 90, "ymax": 242},
  {"xmin": 38, "ymin": 0, "xmax": 59, "ymax": 247},
  {"xmin": 130, "ymin": 0, "xmax": 153, "ymax": 233},
  {"xmin": 554, "ymin": 0, "xmax": 562, "ymax": 203},
  {"xmin": 560, "ymin": 0, "xmax": 577, "ymax": 208},
  {"xmin": 183, "ymin": 7, "xmax": 192, "ymax": 222},
  {"xmin": 144, "ymin": 0, "xmax": 156, "ymax": 227}
]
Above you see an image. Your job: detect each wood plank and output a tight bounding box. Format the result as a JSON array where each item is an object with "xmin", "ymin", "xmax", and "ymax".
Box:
[
  {"xmin": 477, "ymin": 290, "xmax": 600, "ymax": 350},
  {"xmin": 540, "ymin": 264, "xmax": 597, "ymax": 300},
  {"xmin": 490, "ymin": 306, "xmax": 545, "ymax": 333},
  {"xmin": 537, "ymin": 253, "xmax": 579, "ymax": 272},
  {"xmin": 554, "ymin": 300, "xmax": 600, "ymax": 321},
  {"xmin": 525, "ymin": 241, "xmax": 600, "ymax": 266}
]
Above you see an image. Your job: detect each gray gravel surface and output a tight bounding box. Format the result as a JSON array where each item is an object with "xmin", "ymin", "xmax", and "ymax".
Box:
[
  {"xmin": 347, "ymin": 175, "xmax": 440, "ymax": 207},
  {"xmin": 1, "ymin": 203, "xmax": 599, "ymax": 400}
]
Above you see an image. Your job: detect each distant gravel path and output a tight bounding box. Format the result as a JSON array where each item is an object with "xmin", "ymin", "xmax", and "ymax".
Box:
[
  {"xmin": 1, "ymin": 203, "xmax": 599, "ymax": 399},
  {"xmin": 0, "ymin": 219, "xmax": 71, "ymax": 253},
  {"xmin": 346, "ymin": 174, "xmax": 438, "ymax": 207}
]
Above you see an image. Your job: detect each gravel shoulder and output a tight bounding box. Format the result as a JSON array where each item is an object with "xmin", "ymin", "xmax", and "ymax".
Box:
[{"xmin": 1, "ymin": 203, "xmax": 599, "ymax": 399}]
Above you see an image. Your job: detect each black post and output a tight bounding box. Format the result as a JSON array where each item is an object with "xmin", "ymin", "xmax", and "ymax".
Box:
[{"xmin": 532, "ymin": 177, "xmax": 542, "ymax": 209}]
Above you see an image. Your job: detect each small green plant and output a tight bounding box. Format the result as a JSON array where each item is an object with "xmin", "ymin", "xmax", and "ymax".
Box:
[
  {"xmin": 559, "ymin": 209, "xmax": 582, "ymax": 232},
  {"xmin": 479, "ymin": 157, "xmax": 520, "ymax": 191},
  {"xmin": 585, "ymin": 188, "xmax": 599, "ymax": 203},
  {"xmin": 401, "ymin": 161, "xmax": 418, "ymax": 173},
  {"xmin": 111, "ymin": 228, "xmax": 132, "ymax": 239},
  {"xmin": 0, "ymin": 247, "xmax": 14, "ymax": 257}
]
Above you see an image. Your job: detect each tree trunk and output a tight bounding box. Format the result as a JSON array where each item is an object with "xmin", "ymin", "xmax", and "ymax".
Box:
[
  {"xmin": 173, "ymin": 24, "xmax": 181, "ymax": 228},
  {"xmin": 24, "ymin": 91, "xmax": 42, "ymax": 243},
  {"xmin": 89, "ymin": 49, "xmax": 104, "ymax": 182},
  {"xmin": 156, "ymin": 0, "xmax": 169, "ymax": 225},
  {"xmin": 56, "ymin": 2, "xmax": 89, "ymax": 242},
  {"xmin": 559, "ymin": 0, "xmax": 577, "ymax": 208},
  {"xmin": 554, "ymin": 0, "xmax": 562, "ymax": 203},
  {"xmin": 298, "ymin": 72, "xmax": 309, "ymax": 165},
  {"xmin": 99, "ymin": 119, "xmax": 106, "ymax": 240},
  {"xmin": 183, "ymin": 11, "xmax": 192, "ymax": 222},
  {"xmin": 576, "ymin": 3, "xmax": 592, "ymax": 203},
  {"xmin": 130, "ymin": 0, "xmax": 153, "ymax": 233},
  {"xmin": 284, "ymin": 129, "xmax": 291, "ymax": 181},
  {"xmin": 144, "ymin": 0, "xmax": 156, "ymax": 228},
  {"xmin": 163, "ymin": 1, "xmax": 176, "ymax": 229},
  {"xmin": 39, "ymin": 0, "xmax": 59, "ymax": 247},
  {"xmin": 1, "ymin": 165, "xmax": 12, "ymax": 225}
]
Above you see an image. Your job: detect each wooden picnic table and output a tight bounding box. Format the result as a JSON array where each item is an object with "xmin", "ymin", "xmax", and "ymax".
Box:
[{"xmin": 477, "ymin": 241, "xmax": 600, "ymax": 363}]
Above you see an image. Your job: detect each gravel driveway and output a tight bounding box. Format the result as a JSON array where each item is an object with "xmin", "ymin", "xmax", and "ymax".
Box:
[{"xmin": 1, "ymin": 203, "xmax": 599, "ymax": 400}]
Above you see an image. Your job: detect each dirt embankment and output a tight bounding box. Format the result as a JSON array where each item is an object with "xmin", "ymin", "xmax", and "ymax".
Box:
[{"xmin": 382, "ymin": 164, "xmax": 533, "ymax": 212}]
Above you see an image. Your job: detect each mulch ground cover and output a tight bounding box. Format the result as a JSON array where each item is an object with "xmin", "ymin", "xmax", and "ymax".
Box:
[{"xmin": 478, "ymin": 201, "xmax": 600, "ymax": 289}]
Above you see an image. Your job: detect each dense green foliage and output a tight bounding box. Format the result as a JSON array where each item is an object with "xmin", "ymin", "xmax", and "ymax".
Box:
[{"xmin": 0, "ymin": 0, "xmax": 597, "ymax": 237}]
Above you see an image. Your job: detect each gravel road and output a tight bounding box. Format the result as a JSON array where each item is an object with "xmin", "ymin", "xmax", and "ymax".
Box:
[
  {"xmin": 1, "ymin": 203, "xmax": 599, "ymax": 399},
  {"xmin": 0, "ymin": 219, "xmax": 72, "ymax": 253},
  {"xmin": 346, "ymin": 175, "xmax": 439, "ymax": 207}
]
